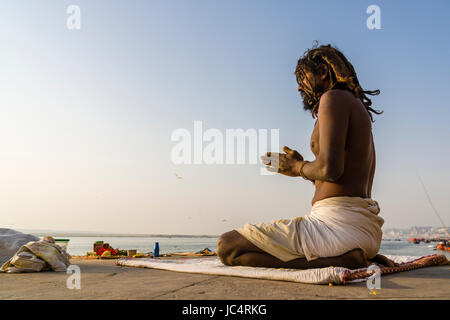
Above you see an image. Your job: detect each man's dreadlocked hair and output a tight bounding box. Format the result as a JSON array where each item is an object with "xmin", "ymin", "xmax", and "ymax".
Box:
[{"xmin": 294, "ymin": 43, "xmax": 382, "ymax": 122}]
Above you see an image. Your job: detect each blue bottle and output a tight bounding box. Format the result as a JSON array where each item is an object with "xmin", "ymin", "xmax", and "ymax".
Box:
[{"xmin": 154, "ymin": 242, "xmax": 160, "ymax": 257}]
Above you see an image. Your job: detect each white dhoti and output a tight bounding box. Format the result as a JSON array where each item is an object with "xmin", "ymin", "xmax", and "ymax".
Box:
[{"xmin": 235, "ymin": 196, "xmax": 384, "ymax": 262}]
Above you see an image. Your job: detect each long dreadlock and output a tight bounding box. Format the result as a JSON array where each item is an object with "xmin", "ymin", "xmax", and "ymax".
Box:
[{"xmin": 294, "ymin": 43, "xmax": 382, "ymax": 122}]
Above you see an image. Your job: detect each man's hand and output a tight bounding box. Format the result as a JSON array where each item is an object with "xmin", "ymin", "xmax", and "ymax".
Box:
[{"xmin": 260, "ymin": 146, "xmax": 304, "ymax": 177}]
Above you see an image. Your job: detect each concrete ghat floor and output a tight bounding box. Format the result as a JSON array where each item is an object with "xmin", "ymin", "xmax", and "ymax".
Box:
[{"xmin": 0, "ymin": 258, "xmax": 449, "ymax": 300}]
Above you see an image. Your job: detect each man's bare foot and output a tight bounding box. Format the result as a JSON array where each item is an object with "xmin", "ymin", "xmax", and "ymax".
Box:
[
  {"xmin": 370, "ymin": 254, "xmax": 398, "ymax": 267},
  {"xmin": 341, "ymin": 248, "xmax": 370, "ymax": 269}
]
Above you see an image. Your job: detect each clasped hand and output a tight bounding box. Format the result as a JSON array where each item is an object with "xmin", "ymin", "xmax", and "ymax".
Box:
[{"xmin": 260, "ymin": 146, "xmax": 304, "ymax": 177}]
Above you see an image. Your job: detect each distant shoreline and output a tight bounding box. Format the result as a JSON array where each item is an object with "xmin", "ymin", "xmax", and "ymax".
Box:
[{"xmin": 16, "ymin": 229, "xmax": 219, "ymax": 238}]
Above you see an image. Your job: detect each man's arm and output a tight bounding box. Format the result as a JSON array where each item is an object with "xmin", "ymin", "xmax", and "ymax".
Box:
[{"xmin": 301, "ymin": 90, "xmax": 350, "ymax": 182}]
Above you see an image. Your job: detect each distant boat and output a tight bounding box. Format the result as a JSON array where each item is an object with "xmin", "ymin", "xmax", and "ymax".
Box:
[
  {"xmin": 437, "ymin": 241, "xmax": 450, "ymax": 252},
  {"xmin": 408, "ymin": 238, "xmax": 420, "ymax": 244}
]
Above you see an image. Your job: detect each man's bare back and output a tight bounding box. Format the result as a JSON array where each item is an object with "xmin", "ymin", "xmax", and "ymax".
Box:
[{"xmin": 310, "ymin": 89, "xmax": 376, "ymax": 206}]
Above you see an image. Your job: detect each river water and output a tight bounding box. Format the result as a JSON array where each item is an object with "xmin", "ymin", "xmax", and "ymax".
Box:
[{"xmin": 53, "ymin": 236, "xmax": 449, "ymax": 259}]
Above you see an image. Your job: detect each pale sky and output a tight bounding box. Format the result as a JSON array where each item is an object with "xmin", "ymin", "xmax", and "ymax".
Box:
[{"xmin": 1, "ymin": 1, "xmax": 449, "ymax": 235}]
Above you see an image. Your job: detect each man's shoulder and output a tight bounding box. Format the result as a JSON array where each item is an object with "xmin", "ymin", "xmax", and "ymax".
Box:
[
  {"xmin": 320, "ymin": 89, "xmax": 357, "ymax": 105},
  {"xmin": 318, "ymin": 89, "xmax": 358, "ymax": 115}
]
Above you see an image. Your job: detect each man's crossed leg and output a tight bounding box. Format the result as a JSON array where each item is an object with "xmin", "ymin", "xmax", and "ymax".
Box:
[{"xmin": 218, "ymin": 230, "xmax": 396, "ymax": 269}]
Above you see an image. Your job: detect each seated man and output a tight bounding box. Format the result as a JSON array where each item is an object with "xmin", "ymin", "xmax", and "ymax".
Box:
[{"xmin": 218, "ymin": 44, "xmax": 395, "ymax": 269}]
